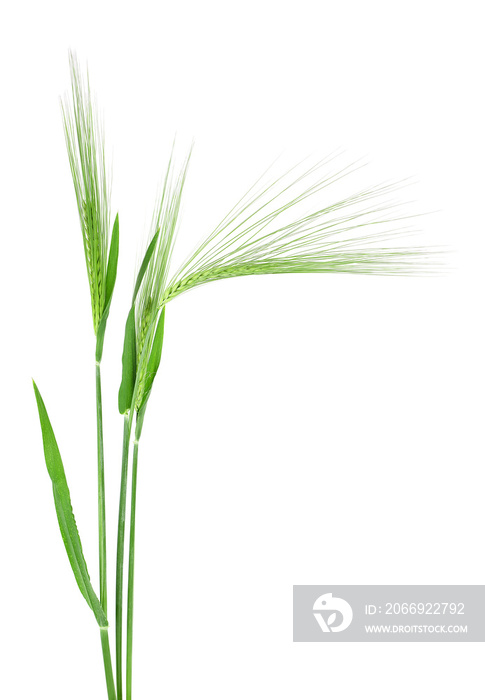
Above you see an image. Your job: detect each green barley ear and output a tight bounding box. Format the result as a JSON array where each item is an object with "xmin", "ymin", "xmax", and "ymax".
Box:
[
  {"xmin": 61, "ymin": 51, "xmax": 117, "ymax": 342},
  {"xmin": 159, "ymin": 155, "xmax": 445, "ymax": 307},
  {"xmin": 129, "ymin": 146, "xmax": 191, "ymax": 416}
]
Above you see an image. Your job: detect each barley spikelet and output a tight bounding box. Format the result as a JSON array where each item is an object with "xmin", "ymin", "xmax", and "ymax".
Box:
[
  {"xmin": 131, "ymin": 147, "xmax": 191, "ymax": 411},
  {"xmin": 135, "ymin": 297, "xmax": 154, "ymax": 407},
  {"xmin": 158, "ymin": 156, "xmax": 444, "ymax": 310},
  {"xmin": 62, "ymin": 52, "xmax": 110, "ymax": 333},
  {"xmin": 136, "ymin": 297, "xmax": 153, "ymax": 366}
]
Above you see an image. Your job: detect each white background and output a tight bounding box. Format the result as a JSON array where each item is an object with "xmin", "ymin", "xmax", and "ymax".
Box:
[{"xmin": 1, "ymin": 1, "xmax": 484, "ymax": 698}]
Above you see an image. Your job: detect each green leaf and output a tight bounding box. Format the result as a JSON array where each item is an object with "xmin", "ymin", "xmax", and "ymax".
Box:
[
  {"xmin": 118, "ymin": 306, "xmax": 137, "ymax": 414},
  {"xmin": 32, "ymin": 381, "xmax": 109, "ymax": 628},
  {"xmin": 132, "ymin": 228, "xmax": 159, "ymax": 304},
  {"xmin": 138, "ymin": 306, "xmax": 166, "ymax": 412},
  {"xmin": 96, "ymin": 214, "xmax": 120, "ymax": 362},
  {"xmin": 118, "ymin": 228, "xmax": 160, "ymax": 414},
  {"xmin": 105, "ymin": 214, "xmax": 120, "ymax": 310}
]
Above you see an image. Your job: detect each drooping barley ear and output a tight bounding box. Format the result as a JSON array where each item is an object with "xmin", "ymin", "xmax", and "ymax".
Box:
[
  {"xmin": 158, "ymin": 157, "xmax": 445, "ymax": 308},
  {"xmin": 62, "ymin": 51, "xmax": 111, "ymax": 333}
]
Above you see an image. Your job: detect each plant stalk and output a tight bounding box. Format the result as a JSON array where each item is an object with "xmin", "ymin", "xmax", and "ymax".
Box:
[
  {"xmin": 96, "ymin": 361, "xmax": 117, "ymax": 699},
  {"xmin": 100, "ymin": 628, "xmax": 117, "ymax": 700},
  {"xmin": 126, "ymin": 410, "xmax": 146, "ymax": 699},
  {"xmin": 126, "ymin": 438, "xmax": 139, "ymax": 700},
  {"xmin": 96, "ymin": 361, "xmax": 107, "ymax": 614},
  {"xmin": 116, "ymin": 413, "xmax": 133, "ymax": 700}
]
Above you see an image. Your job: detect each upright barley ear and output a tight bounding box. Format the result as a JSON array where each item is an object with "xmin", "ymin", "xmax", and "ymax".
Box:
[
  {"xmin": 124, "ymin": 145, "xmax": 192, "ymax": 411},
  {"xmin": 62, "ymin": 51, "xmax": 111, "ymax": 334}
]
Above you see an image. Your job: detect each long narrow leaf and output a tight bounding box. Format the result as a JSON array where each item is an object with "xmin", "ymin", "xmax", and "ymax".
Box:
[
  {"xmin": 96, "ymin": 214, "xmax": 120, "ymax": 362},
  {"xmin": 138, "ymin": 306, "xmax": 166, "ymax": 411},
  {"xmin": 118, "ymin": 307, "xmax": 137, "ymax": 414},
  {"xmin": 104, "ymin": 214, "xmax": 120, "ymax": 309},
  {"xmin": 32, "ymin": 381, "xmax": 108, "ymax": 628},
  {"xmin": 132, "ymin": 229, "xmax": 159, "ymax": 304}
]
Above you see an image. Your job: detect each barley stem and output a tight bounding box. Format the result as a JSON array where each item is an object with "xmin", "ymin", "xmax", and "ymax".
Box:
[
  {"xmin": 96, "ymin": 362, "xmax": 108, "ymax": 614},
  {"xmin": 126, "ymin": 410, "xmax": 146, "ymax": 699},
  {"xmin": 96, "ymin": 363, "xmax": 117, "ymax": 699},
  {"xmin": 100, "ymin": 628, "xmax": 117, "ymax": 700},
  {"xmin": 116, "ymin": 413, "xmax": 133, "ymax": 700},
  {"xmin": 126, "ymin": 439, "xmax": 139, "ymax": 700}
]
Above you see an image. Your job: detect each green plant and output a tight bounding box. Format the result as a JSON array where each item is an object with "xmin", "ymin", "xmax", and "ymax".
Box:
[{"xmin": 33, "ymin": 54, "xmax": 442, "ymax": 700}]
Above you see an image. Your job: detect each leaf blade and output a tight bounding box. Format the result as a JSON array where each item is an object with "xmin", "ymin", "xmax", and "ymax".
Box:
[
  {"xmin": 138, "ymin": 306, "xmax": 166, "ymax": 411},
  {"xmin": 118, "ymin": 306, "xmax": 137, "ymax": 414},
  {"xmin": 132, "ymin": 228, "xmax": 159, "ymax": 304},
  {"xmin": 96, "ymin": 214, "xmax": 120, "ymax": 362},
  {"xmin": 105, "ymin": 213, "xmax": 120, "ymax": 309},
  {"xmin": 32, "ymin": 381, "xmax": 108, "ymax": 628}
]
